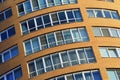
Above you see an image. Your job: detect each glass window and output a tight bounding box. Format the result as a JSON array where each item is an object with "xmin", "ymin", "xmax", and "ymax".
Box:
[
  {"xmin": 54, "ymin": 0, "xmax": 61, "ymax": 5},
  {"xmin": 1, "ymin": 31, "xmax": 7, "ymax": 41},
  {"xmin": 108, "ymin": 70, "xmax": 118, "ymax": 80},
  {"xmin": 38, "ymin": 0, "xmax": 47, "ymax": 8},
  {"xmin": 68, "ymin": 50, "xmax": 79, "ymax": 65},
  {"xmin": 71, "ymin": 29, "xmax": 81, "ymax": 42},
  {"xmin": 79, "ymin": 28, "xmax": 89, "ymax": 41},
  {"xmin": 0, "ymin": 55, "xmax": 2, "ymax": 64},
  {"xmin": 0, "ymin": 13, "xmax": 4, "ymax": 22},
  {"xmin": 47, "ymin": 33, "xmax": 56, "ymax": 47},
  {"xmin": 74, "ymin": 73, "xmax": 83, "ymax": 80},
  {"xmin": 62, "ymin": 0, "xmax": 69, "ymax": 4},
  {"xmin": 28, "ymin": 19, "xmax": 36, "ymax": 32},
  {"xmin": 52, "ymin": 54, "xmax": 61, "ymax": 69},
  {"xmin": 63, "ymin": 30, "xmax": 72, "ymax": 44},
  {"xmin": 108, "ymin": 48, "xmax": 118, "ymax": 57},
  {"xmin": 93, "ymin": 27, "xmax": 102, "ymax": 36},
  {"xmin": 44, "ymin": 56, "xmax": 53, "ymax": 72},
  {"xmin": 74, "ymin": 9, "xmax": 82, "ymax": 21},
  {"xmin": 14, "ymin": 67, "xmax": 22, "ymax": 80},
  {"xmin": 31, "ymin": 37, "xmax": 40, "ymax": 53},
  {"xmin": 61, "ymin": 52, "xmax": 70, "ymax": 67},
  {"xmin": 11, "ymin": 46, "xmax": 18, "ymax": 58},
  {"xmin": 3, "ymin": 51, "xmax": 10, "ymax": 62},
  {"xmin": 31, "ymin": 0, "xmax": 39, "ymax": 11},
  {"xmin": 18, "ymin": 4, "xmax": 25, "ymax": 16},
  {"xmin": 93, "ymin": 71, "xmax": 102, "ymax": 80},
  {"xmin": 66, "ymin": 74, "xmax": 74, "ymax": 80},
  {"xmin": 101, "ymin": 28, "xmax": 110, "ymax": 37},
  {"xmin": 58, "ymin": 11, "xmax": 67, "ymax": 24},
  {"xmin": 43, "ymin": 14, "xmax": 51, "ymax": 27},
  {"xmin": 24, "ymin": 1, "xmax": 32, "ymax": 13},
  {"xmin": 100, "ymin": 48, "xmax": 109, "ymax": 57},
  {"xmin": 5, "ymin": 9, "xmax": 12, "ymax": 19},
  {"xmin": 104, "ymin": 10, "xmax": 111, "ymax": 18},
  {"xmin": 95, "ymin": 10, "xmax": 103, "ymax": 18},
  {"xmin": 55, "ymin": 31, "xmax": 64, "ymax": 45},
  {"xmin": 69, "ymin": 0, "xmax": 77, "ymax": 3},
  {"xmin": 6, "ymin": 72, "xmax": 14, "ymax": 80},
  {"xmin": 66, "ymin": 10, "xmax": 75, "ymax": 22},
  {"xmin": 51, "ymin": 13, "xmax": 59, "ymax": 25},
  {"xmin": 47, "ymin": 0, "xmax": 54, "ymax": 7},
  {"xmin": 36, "ymin": 58, "xmax": 45, "ymax": 74},
  {"xmin": 8, "ymin": 27, "xmax": 15, "ymax": 37},
  {"xmin": 40, "ymin": 35, "xmax": 48, "ymax": 49},
  {"xmin": 111, "ymin": 11, "xmax": 119, "ymax": 19},
  {"xmin": 21, "ymin": 22, "xmax": 28, "ymax": 35},
  {"xmin": 28, "ymin": 62, "xmax": 36, "ymax": 78},
  {"xmin": 0, "ymin": 77, "xmax": 4, "ymax": 80},
  {"xmin": 57, "ymin": 76, "xmax": 65, "ymax": 80},
  {"xmin": 36, "ymin": 16, "xmax": 44, "ymax": 29},
  {"xmin": 84, "ymin": 72, "xmax": 92, "ymax": 80},
  {"xmin": 116, "ymin": 69, "xmax": 120, "ymax": 79},
  {"xmin": 87, "ymin": 10, "xmax": 95, "ymax": 18},
  {"xmin": 110, "ymin": 28, "xmax": 119, "ymax": 37},
  {"xmin": 24, "ymin": 40, "xmax": 32, "ymax": 55}
]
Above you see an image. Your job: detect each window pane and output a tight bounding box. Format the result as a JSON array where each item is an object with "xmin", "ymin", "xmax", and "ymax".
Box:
[
  {"xmin": 8, "ymin": 27, "xmax": 15, "ymax": 37},
  {"xmin": 18, "ymin": 4, "xmax": 25, "ymax": 16},
  {"xmin": 0, "ymin": 55, "xmax": 2, "ymax": 64},
  {"xmin": 93, "ymin": 27, "xmax": 102, "ymax": 36},
  {"xmin": 67, "ymin": 10, "xmax": 75, "ymax": 22},
  {"xmin": 55, "ymin": 31, "xmax": 64, "ymax": 45},
  {"xmin": 28, "ymin": 19, "xmax": 36, "ymax": 32},
  {"xmin": 28, "ymin": 62, "xmax": 36, "ymax": 78},
  {"xmin": 47, "ymin": 0, "xmax": 54, "ymax": 7},
  {"xmin": 111, "ymin": 11, "xmax": 119, "ymax": 19},
  {"xmin": 79, "ymin": 28, "xmax": 89, "ymax": 41},
  {"xmin": 108, "ymin": 49, "xmax": 118, "ymax": 57},
  {"xmin": 101, "ymin": 28, "xmax": 110, "ymax": 37},
  {"xmin": 69, "ymin": 0, "xmax": 77, "ymax": 3},
  {"xmin": 54, "ymin": 0, "xmax": 61, "ymax": 5},
  {"xmin": 66, "ymin": 75, "xmax": 74, "ymax": 80},
  {"xmin": 32, "ymin": 37, "xmax": 40, "ymax": 53},
  {"xmin": 100, "ymin": 48, "xmax": 109, "ymax": 57},
  {"xmin": 104, "ymin": 10, "xmax": 111, "ymax": 18},
  {"xmin": 108, "ymin": 70, "xmax": 117, "ymax": 80},
  {"xmin": 95, "ymin": 10, "xmax": 103, "ymax": 18},
  {"xmin": 11, "ymin": 46, "xmax": 19, "ymax": 58},
  {"xmin": 63, "ymin": 30, "xmax": 72, "ymax": 44},
  {"xmin": 3, "ymin": 51, "xmax": 10, "ymax": 62},
  {"xmin": 24, "ymin": 40, "xmax": 32, "ymax": 55},
  {"xmin": 14, "ymin": 67, "xmax": 22, "ymax": 80},
  {"xmin": 21, "ymin": 22, "xmax": 28, "ymax": 35},
  {"xmin": 57, "ymin": 76, "xmax": 65, "ymax": 80},
  {"xmin": 87, "ymin": 10, "xmax": 95, "ymax": 18},
  {"xmin": 62, "ymin": 0, "xmax": 69, "ymax": 4},
  {"xmin": 43, "ymin": 14, "xmax": 51, "ymax": 27},
  {"xmin": 40, "ymin": 35, "xmax": 48, "ymax": 49},
  {"xmin": 93, "ymin": 71, "xmax": 102, "ymax": 80},
  {"xmin": 58, "ymin": 12, "xmax": 67, "ymax": 24},
  {"xmin": 6, "ymin": 72, "xmax": 14, "ymax": 80},
  {"xmin": 110, "ymin": 28, "xmax": 118, "ymax": 37},
  {"xmin": 5, "ymin": 9, "xmax": 12, "ymax": 19},
  {"xmin": 31, "ymin": 0, "xmax": 39, "ymax": 11},
  {"xmin": 116, "ymin": 69, "xmax": 120, "ymax": 79},
  {"xmin": 1, "ymin": 31, "xmax": 7, "ymax": 41},
  {"xmin": 84, "ymin": 72, "xmax": 92, "ymax": 80},
  {"xmin": 47, "ymin": 33, "xmax": 56, "ymax": 47},
  {"xmin": 71, "ymin": 29, "xmax": 81, "ymax": 42},
  {"xmin": 0, "ymin": 77, "xmax": 4, "ymax": 80},
  {"xmin": 38, "ymin": 0, "xmax": 47, "ymax": 8},
  {"xmin": 74, "ymin": 73, "xmax": 83, "ymax": 80},
  {"xmin": 51, "ymin": 13, "xmax": 59, "ymax": 25},
  {"xmin": 74, "ymin": 9, "xmax": 82, "ymax": 21},
  {"xmin": 24, "ymin": 1, "xmax": 32, "ymax": 13},
  {"xmin": 0, "ymin": 13, "xmax": 4, "ymax": 22},
  {"xmin": 36, "ymin": 16, "xmax": 44, "ymax": 29}
]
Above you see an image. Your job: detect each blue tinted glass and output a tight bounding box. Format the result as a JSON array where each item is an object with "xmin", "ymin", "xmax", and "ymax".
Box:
[
  {"xmin": 74, "ymin": 10, "xmax": 82, "ymax": 21},
  {"xmin": 111, "ymin": 11, "xmax": 119, "ymax": 19},
  {"xmin": 32, "ymin": 37, "xmax": 40, "ymax": 52},
  {"xmin": 63, "ymin": 30, "xmax": 72, "ymax": 44},
  {"xmin": 93, "ymin": 71, "xmax": 102, "ymax": 80},
  {"xmin": 84, "ymin": 72, "xmax": 92, "ymax": 80},
  {"xmin": 47, "ymin": 0, "xmax": 54, "ymax": 7},
  {"xmin": 63, "ymin": 0, "xmax": 69, "ymax": 4},
  {"xmin": 6, "ymin": 73, "xmax": 14, "ymax": 80},
  {"xmin": 57, "ymin": 76, "xmax": 65, "ymax": 80},
  {"xmin": 38, "ymin": 0, "xmax": 47, "ymax": 8},
  {"xmin": 11, "ymin": 46, "xmax": 18, "ymax": 58},
  {"xmin": 95, "ymin": 10, "xmax": 103, "ymax": 18},
  {"xmin": 58, "ymin": 12, "xmax": 67, "ymax": 23},
  {"xmin": 0, "ymin": 77, "xmax": 4, "ymax": 80},
  {"xmin": 5, "ymin": 9, "xmax": 12, "ymax": 19},
  {"xmin": 28, "ymin": 19, "xmax": 36, "ymax": 32},
  {"xmin": 36, "ymin": 17, "xmax": 44, "ymax": 29},
  {"xmin": 21, "ymin": 22, "xmax": 28, "ymax": 35},
  {"xmin": 24, "ymin": 1, "xmax": 32, "ymax": 13},
  {"xmin": 75, "ymin": 73, "xmax": 83, "ymax": 80},
  {"xmin": 3, "ymin": 51, "xmax": 10, "ymax": 62},
  {"xmin": 0, "ymin": 13, "xmax": 4, "ymax": 22},
  {"xmin": 79, "ymin": 28, "xmax": 89, "ymax": 41},
  {"xmin": 14, "ymin": 67, "xmax": 22, "ymax": 80},
  {"xmin": 8, "ymin": 27, "xmax": 15, "ymax": 37},
  {"xmin": 0, "ymin": 55, "xmax": 2, "ymax": 64},
  {"xmin": 47, "ymin": 33, "xmax": 56, "ymax": 47},
  {"xmin": 67, "ymin": 11, "xmax": 75, "ymax": 22},
  {"xmin": 54, "ymin": 0, "xmax": 62, "ymax": 5},
  {"xmin": 18, "ymin": 4, "xmax": 25, "ymax": 16},
  {"xmin": 25, "ymin": 41, "xmax": 32, "ymax": 55},
  {"xmin": 104, "ymin": 11, "xmax": 111, "ymax": 18},
  {"xmin": 43, "ymin": 14, "xmax": 51, "ymax": 27},
  {"xmin": 1, "ymin": 32, "xmax": 7, "ymax": 41}
]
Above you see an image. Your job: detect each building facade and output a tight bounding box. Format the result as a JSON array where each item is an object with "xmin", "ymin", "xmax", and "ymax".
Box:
[{"xmin": 0, "ymin": 0, "xmax": 120, "ymax": 80}]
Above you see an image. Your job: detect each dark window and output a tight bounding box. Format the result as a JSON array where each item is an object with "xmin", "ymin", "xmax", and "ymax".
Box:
[
  {"xmin": 28, "ymin": 19, "xmax": 36, "ymax": 32},
  {"xmin": 18, "ymin": 4, "xmax": 25, "ymax": 16},
  {"xmin": 8, "ymin": 27, "xmax": 15, "ymax": 37},
  {"xmin": 0, "ymin": 55, "xmax": 2, "ymax": 64},
  {"xmin": 31, "ymin": 0, "xmax": 39, "ymax": 11},
  {"xmin": 28, "ymin": 62, "xmax": 36, "ymax": 77},
  {"xmin": 104, "ymin": 10, "xmax": 111, "ymax": 18},
  {"xmin": 58, "ymin": 11, "xmax": 67, "ymax": 24},
  {"xmin": 0, "ymin": 13, "xmax": 4, "ymax": 22},
  {"xmin": 95, "ymin": 10, "xmax": 103, "ymax": 18},
  {"xmin": 1, "ymin": 32, "xmax": 7, "ymax": 41},
  {"xmin": 21, "ymin": 22, "xmax": 28, "ymax": 35},
  {"xmin": 11, "ymin": 46, "xmax": 19, "ymax": 58},
  {"xmin": 67, "ymin": 10, "xmax": 75, "ymax": 22},
  {"xmin": 43, "ymin": 14, "xmax": 51, "ymax": 27},
  {"xmin": 74, "ymin": 10, "xmax": 82, "ymax": 21},
  {"xmin": 36, "ymin": 17, "xmax": 44, "ymax": 29},
  {"xmin": 51, "ymin": 13, "xmax": 59, "ymax": 25},
  {"xmin": 14, "ymin": 67, "xmax": 22, "ymax": 80},
  {"xmin": 5, "ymin": 9, "xmax": 12, "ymax": 19}
]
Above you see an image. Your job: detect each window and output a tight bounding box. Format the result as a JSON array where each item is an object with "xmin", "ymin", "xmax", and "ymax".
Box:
[
  {"xmin": 28, "ymin": 47, "xmax": 96, "ymax": 78},
  {"xmin": 24, "ymin": 1, "xmax": 32, "ymax": 14},
  {"xmin": 0, "ymin": 0, "xmax": 5, "ymax": 3},
  {"xmin": 93, "ymin": 27, "xmax": 102, "ymax": 36},
  {"xmin": 21, "ymin": 9, "xmax": 83, "ymax": 35},
  {"xmin": 5, "ymin": 9, "xmax": 12, "ymax": 19},
  {"xmin": 24, "ymin": 28, "xmax": 89, "ymax": 55},
  {"xmin": 111, "ymin": 11, "xmax": 119, "ymax": 19},
  {"xmin": 104, "ymin": 10, "xmax": 111, "ymax": 18},
  {"xmin": 47, "ymin": 0, "xmax": 54, "ymax": 7},
  {"xmin": 18, "ymin": 4, "xmax": 25, "ymax": 16},
  {"xmin": 31, "ymin": 0, "xmax": 39, "ymax": 11},
  {"xmin": 87, "ymin": 10, "xmax": 95, "ymax": 18},
  {"xmin": 107, "ymin": 69, "xmax": 120, "ymax": 80},
  {"xmin": 0, "ymin": 67, "xmax": 22, "ymax": 80},
  {"xmin": 50, "ymin": 70, "xmax": 102, "ymax": 80},
  {"xmin": 99, "ymin": 47, "xmax": 120, "ymax": 57},
  {"xmin": 0, "ymin": 26, "xmax": 16, "ymax": 42},
  {"xmin": 95, "ymin": 10, "xmax": 103, "ymax": 17}
]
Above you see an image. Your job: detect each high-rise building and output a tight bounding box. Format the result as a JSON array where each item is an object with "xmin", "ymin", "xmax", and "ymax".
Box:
[{"xmin": 0, "ymin": 0, "xmax": 120, "ymax": 80}]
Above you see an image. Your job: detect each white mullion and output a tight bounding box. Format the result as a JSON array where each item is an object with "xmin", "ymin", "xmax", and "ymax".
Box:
[
  {"xmin": 56, "ymin": 12, "xmax": 60, "ymax": 25},
  {"xmin": 37, "ymin": 0, "xmax": 41, "ymax": 9},
  {"xmin": 108, "ymin": 28, "xmax": 112, "ymax": 37},
  {"xmin": 45, "ymin": 0, "xmax": 49, "ymax": 7},
  {"xmin": 6, "ymin": 29, "xmax": 9, "ymax": 39},
  {"xmin": 91, "ymin": 71, "xmax": 95, "ymax": 80},
  {"xmin": 58, "ymin": 52, "xmax": 63, "ymax": 68},
  {"xmin": 53, "ymin": 32, "xmax": 58, "ymax": 46},
  {"xmin": 72, "ymin": 9, "xmax": 76, "ymax": 22},
  {"xmin": 30, "ymin": 39, "xmax": 34, "ymax": 53},
  {"xmin": 34, "ymin": 60, "xmax": 38, "ymax": 76},
  {"xmin": 49, "ymin": 13, "xmax": 54, "ymax": 26},
  {"xmin": 67, "ymin": 50, "xmax": 72, "ymax": 66},
  {"xmin": 30, "ymin": 0, "xmax": 34, "ymax": 11},
  {"xmin": 38, "ymin": 36, "xmax": 42, "ymax": 51},
  {"xmin": 107, "ymin": 48, "xmax": 111, "ymax": 57},
  {"xmin": 12, "ymin": 70, "xmax": 15, "ymax": 80},
  {"xmin": 76, "ymin": 49, "xmax": 81, "ymax": 64},
  {"xmin": 50, "ymin": 54, "xmax": 55, "ymax": 70},
  {"xmin": 33, "ymin": 18, "xmax": 38, "ymax": 30},
  {"xmin": 26, "ymin": 21, "xmax": 30, "ymax": 34},
  {"xmin": 42, "ymin": 57, "xmax": 47, "ymax": 72},
  {"xmin": 78, "ymin": 28, "xmax": 83, "ymax": 41},
  {"xmin": 41, "ymin": 15, "xmax": 46, "ymax": 28},
  {"xmin": 100, "ymin": 27, "xmax": 104, "ymax": 36},
  {"xmin": 46, "ymin": 34, "xmax": 50, "ymax": 48},
  {"xmin": 82, "ymin": 72, "xmax": 86, "ymax": 80},
  {"xmin": 64, "ymin": 10, "xmax": 69, "ymax": 23},
  {"xmin": 116, "ymin": 48, "xmax": 120, "ymax": 57},
  {"xmin": 109, "ymin": 11, "xmax": 113, "ymax": 19},
  {"xmin": 23, "ymin": 2, "xmax": 26, "ymax": 14},
  {"xmin": 102, "ymin": 9, "xmax": 105, "ymax": 18},
  {"xmin": 70, "ymin": 29, "xmax": 74, "ymax": 42},
  {"xmin": 115, "ymin": 70, "xmax": 119, "ymax": 80},
  {"xmin": 84, "ymin": 48, "xmax": 89, "ymax": 63}
]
